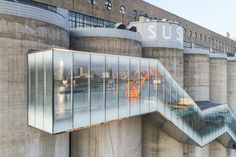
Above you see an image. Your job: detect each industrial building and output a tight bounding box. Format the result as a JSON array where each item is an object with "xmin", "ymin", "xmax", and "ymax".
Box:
[{"xmin": 1, "ymin": 0, "xmax": 236, "ymax": 157}]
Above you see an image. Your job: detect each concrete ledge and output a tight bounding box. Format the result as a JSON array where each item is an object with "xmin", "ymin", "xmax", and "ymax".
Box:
[
  {"xmin": 0, "ymin": 0, "xmax": 69, "ymax": 30},
  {"xmin": 227, "ymin": 56, "xmax": 236, "ymax": 61},
  {"xmin": 70, "ymin": 28, "xmax": 142, "ymax": 42},
  {"xmin": 209, "ymin": 53, "xmax": 227, "ymax": 59},
  {"xmin": 184, "ymin": 47, "xmax": 209, "ymax": 55}
]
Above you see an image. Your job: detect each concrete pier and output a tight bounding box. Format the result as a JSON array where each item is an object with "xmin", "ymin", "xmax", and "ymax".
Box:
[
  {"xmin": 69, "ymin": 28, "xmax": 143, "ymax": 157},
  {"xmin": 183, "ymin": 48, "xmax": 210, "ymax": 101},
  {"xmin": 209, "ymin": 53, "xmax": 228, "ymax": 104},
  {"xmin": 143, "ymin": 47, "xmax": 184, "ymax": 86},
  {"xmin": 227, "ymin": 57, "xmax": 236, "ymax": 114},
  {"xmin": 142, "ymin": 116, "xmax": 184, "ymax": 157},
  {"xmin": 71, "ymin": 117, "xmax": 142, "ymax": 157}
]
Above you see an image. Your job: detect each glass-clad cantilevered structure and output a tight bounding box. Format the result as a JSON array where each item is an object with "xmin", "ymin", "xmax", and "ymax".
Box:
[{"xmin": 28, "ymin": 48, "xmax": 236, "ymax": 148}]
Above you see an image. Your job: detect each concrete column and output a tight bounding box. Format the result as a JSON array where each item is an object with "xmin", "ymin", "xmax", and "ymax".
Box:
[
  {"xmin": 227, "ymin": 59, "xmax": 236, "ymax": 114},
  {"xmin": 0, "ymin": 14, "xmax": 69, "ymax": 157},
  {"xmin": 71, "ymin": 116, "xmax": 142, "ymax": 157},
  {"xmin": 183, "ymin": 53, "xmax": 209, "ymax": 101},
  {"xmin": 142, "ymin": 116, "xmax": 183, "ymax": 157},
  {"xmin": 227, "ymin": 149, "xmax": 236, "ymax": 157},
  {"xmin": 209, "ymin": 54, "xmax": 228, "ymax": 104},
  {"xmin": 183, "ymin": 49, "xmax": 210, "ymax": 157},
  {"xmin": 143, "ymin": 47, "xmax": 184, "ymax": 87},
  {"xmin": 183, "ymin": 144, "xmax": 209, "ymax": 157},
  {"xmin": 209, "ymin": 141, "xmax": 227, "ymax": 157}
]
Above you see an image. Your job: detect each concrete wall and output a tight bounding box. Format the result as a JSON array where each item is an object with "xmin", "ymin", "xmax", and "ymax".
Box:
[
  {"xmin": 0, "ymin": 14, "xmax": 69, "ymax": 157},
  {"xmin": 227, "ymin": 60, "xmax": 236, "ymax": 114},
  {"xmin": 71, "ymin": 116, "xmax": 142, "ymax": 157},
  {"xmin": 142, "ymin": 47, "xmax": 183, "ymax": 86},
  {"xmin": 183, "ymin": 53, "xmax": 209, "ymax": 101},
  {"xmin": 209, "ymin": 57, "xmax": 228, "ymax": 104},
  {"xmin": 70, "ymin": 36, "xmax": 142, "ymax": 57}
]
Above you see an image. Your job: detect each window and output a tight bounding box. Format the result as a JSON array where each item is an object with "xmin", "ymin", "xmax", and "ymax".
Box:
[
  {"xmin": 120, "ymin": 5, "xmax": 126, "ymax": 16},
  {"xmin": 105, "ymin": 0, "xmax": 112, "ymax": 11},
  {"xmin": 89, "ymin": 0, "xmax": 96, "ymax": 5},
  {"xmin": 131, "ymin": 10, "xmax": 138, "ymax": 19},
  {"xmin": 189, "ymin": 30, "xmax": 192, "ymax": 38}
]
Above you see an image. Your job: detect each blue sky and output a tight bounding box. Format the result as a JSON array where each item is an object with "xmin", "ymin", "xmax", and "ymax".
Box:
[{"xmin": 145, "ymin": 0, "xmax": 236, "ymax": 38}]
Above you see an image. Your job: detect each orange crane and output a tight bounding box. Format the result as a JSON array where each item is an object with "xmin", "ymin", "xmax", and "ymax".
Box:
[{"xmin": 125, "ymin": 69, "xmax": 163, "ymax": 98}]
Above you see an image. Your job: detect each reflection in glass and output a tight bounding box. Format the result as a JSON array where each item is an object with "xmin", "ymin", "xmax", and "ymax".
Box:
[
  {"xmin": 73, "ymin": 53, "xmax": 90, "ymax": 128},
  {"xmin": 35, "ymin": 52, "xmax": 44, "ymax": 129},
  {"xmin": 157, "ymin": 62, "xmax": 165, "ymax": 115},
  {"xmin": 149, "ymin": 60, "xmax": 158, "ymax": 112},
  {"xmin": 91, "ymin": 54, "xmax": 105, "ymax": 124},
  {"xmin": 119, "ymin": 57, "xmax": 129, "ymax": 118},
  {"xmin": 106, "ymin": 56, "xmax": 118, "ymax": 121},
  {"xmin": 44, "ymin": 52, "xmax": 53, "ymax": 132},
  {"xmin": 54, "ymin": 51, "xmax": 73, "ymax": 133},
  {"xmin": 141, "ymin": 59, "xmax": 150, "ymax": 113},
  {"xmin": 28, "ymin": 53, "xmax": 35, "ymax": 126},
  {"xmin": 129, "ymin": 58, "xmax": 140, "ymax": 116}
]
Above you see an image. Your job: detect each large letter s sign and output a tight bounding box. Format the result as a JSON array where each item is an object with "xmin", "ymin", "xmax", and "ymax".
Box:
[{"xmin": 148, "ymin": 25, "xmax": 156, "ymax": 39}]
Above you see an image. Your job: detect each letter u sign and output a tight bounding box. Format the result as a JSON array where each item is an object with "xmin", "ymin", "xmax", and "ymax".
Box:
[{"xmin": 163, "ymin": 25, "xmax": 172, "ymax": 40}]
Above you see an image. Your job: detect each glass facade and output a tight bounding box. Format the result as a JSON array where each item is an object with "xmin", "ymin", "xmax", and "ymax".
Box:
[
  {"xmin": 28, "ymin": 49, "xmax": 236, "ymax": 149},
  {"xmin": 69, "ymin": 11, "xmax": 115, "ymax": 29}
]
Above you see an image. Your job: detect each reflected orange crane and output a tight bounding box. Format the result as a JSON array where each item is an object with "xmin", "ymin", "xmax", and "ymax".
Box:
[{"xmin": 125, "ymin": 69, "xmax": 163, "ymax": 98}]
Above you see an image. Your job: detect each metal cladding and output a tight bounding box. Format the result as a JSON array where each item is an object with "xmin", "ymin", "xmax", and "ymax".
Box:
[
  {"xmin": 209, "ymin": 53, "xmax": 228, "ymax": 104},
  {"xmin": 183, "ymin": 46, "xmax": 210, "ymax": 101},
  {"xmin": 0, "ymin": 0, "xmax": 69, "ymax": 30}
]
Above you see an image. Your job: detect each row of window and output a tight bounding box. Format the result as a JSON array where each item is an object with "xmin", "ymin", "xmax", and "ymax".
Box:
[
  {"xmin": 69, "ymin": 11, "xmax": 115, "ymax": 28},
  {"xmin": 185, "ymin": 29, "xmax": 236, "ymax": 52},
  {"xmin": 6, "ymin": 0, "xmax": 57, "ymax": 12},
  {"xmin": 88, "ymin": 0, "xmax": 126, "ymax": 15}
]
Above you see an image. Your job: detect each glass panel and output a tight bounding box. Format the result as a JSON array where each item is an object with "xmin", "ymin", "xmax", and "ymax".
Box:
[
  {"xmin": 105, "ymin": 56, "xmax": 118, "ymax": 121},
  {"xmin": 118, "ymin": 57, "xmax": 129, "ymax": 118},
  {"xmin": 170, "ymin": 80, "xmax": 178, "ymax": 124},
  {"xmin": 28, "ymin": 53, "xmax": 35, "ymax": 126},
  {"xmin": 149, "ymin": 60, "xmax": 158, "ymax": 112},
  {"xmin": 35, "ymin": 52, "xmax": 44, "ymax": 129},
  {"xmin": 164, "ymin": 71, "xmax": 172, "ymax": 119},
  {"xmin": 91, "ymin": 54, "xmax": 105, "ymax": 124},
  {"xmin": 141, "ymin": 59, "xmax": 150, "ymax": 113},
  {"xmin": 44, "ymin": 51, "xmax": 53, "ymax": 133},
  {"xmin": 73, "ymin": 53, "xmax": 90, "ymax": 128},
  {"xmin": 129, "ymin": 58, "xmax": 140, "ymax": 116},
  {"xmin": 54, "ymin": 51, "xmax": 73, "ymax": 133},
  {"xmin": 157, "ymin": 61, "xmax": 165, "ymax": 115}
]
